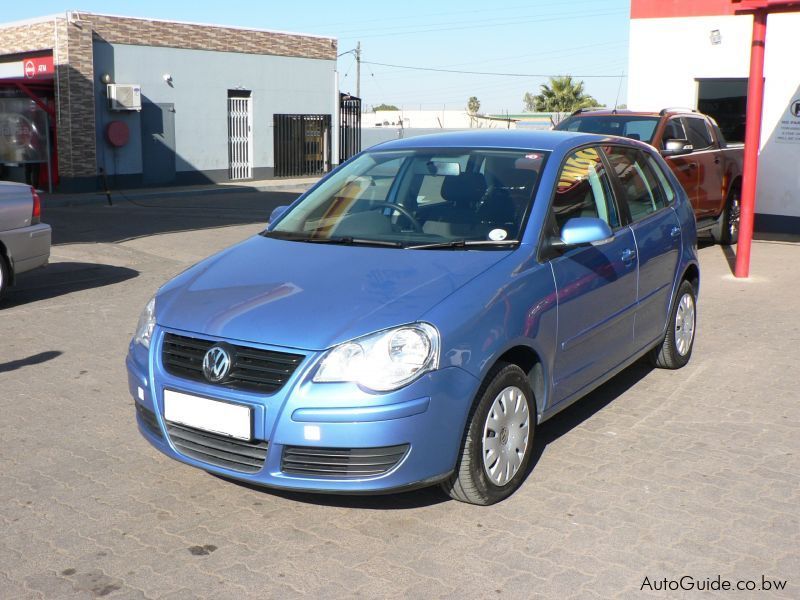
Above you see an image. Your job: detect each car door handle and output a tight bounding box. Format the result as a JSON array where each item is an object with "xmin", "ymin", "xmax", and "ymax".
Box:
[
  {"xmin": 670, "ymin": 226, "xmax": 681, "ymax": 238},
  {"xmin": 688, "ymin": 163, "xmax": 697, "ymax": 170},
  {"xmin": 621, "ymin": 248, "xmax": 636, "ymax": 263}
]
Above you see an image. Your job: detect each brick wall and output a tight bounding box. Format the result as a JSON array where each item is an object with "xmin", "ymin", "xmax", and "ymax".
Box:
[{"xmin": 87, "ymin": 14, "xmax": 337, "ymax": 61}]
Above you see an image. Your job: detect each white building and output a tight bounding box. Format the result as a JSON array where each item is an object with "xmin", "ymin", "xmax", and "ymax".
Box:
[{"xmin": 627, "ymin": 0, "xmax": 800, "ymax": 234}]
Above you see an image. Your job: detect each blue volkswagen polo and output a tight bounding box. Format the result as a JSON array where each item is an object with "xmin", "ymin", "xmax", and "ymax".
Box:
[{"xmin": 127, "ymin": 131, "xmax": 698, "ymax": 505}]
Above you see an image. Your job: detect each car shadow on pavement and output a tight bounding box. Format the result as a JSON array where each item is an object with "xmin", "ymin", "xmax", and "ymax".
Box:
[
  {"xmin": 524, "ymin": 359, "xmax": 654, "ymax": 478},
  {"xmin": 216, "ymin": 360, "xmax": 654, "ymax": 510},
  {"xmin": 0, "ymin": 350, "xmax": 63, "ymax": 373},
  {"xmin": 2, "ymin": 262, "xmax": 139, "ymax": 308}
]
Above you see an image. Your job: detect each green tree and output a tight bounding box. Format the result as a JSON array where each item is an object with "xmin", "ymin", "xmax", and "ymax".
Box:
[
  {"xmin": 523, "ymin": 76, "xmax": 602, "ymax": 113},
  {"xmin": 372, "ymin": 103, "xmax": 399, "ymax": 111},
  {"xmin": 467, "ymin": 96, "xmax": 481, "ymax": 115}
]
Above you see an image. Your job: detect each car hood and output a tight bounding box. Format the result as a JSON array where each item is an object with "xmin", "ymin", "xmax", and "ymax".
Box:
[{"xmin": 156, "ymin": 235, "xmax": 512, "ymax": 351}]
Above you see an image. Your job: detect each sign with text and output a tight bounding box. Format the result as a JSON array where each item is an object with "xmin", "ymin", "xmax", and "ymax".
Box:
[
  {"xmin": 0, "ymin": 56, "xmax": 55, "ymax": 81},
  {"xmin": 775, "ymin": 97, "xmax": 800, "ymax": 145}
]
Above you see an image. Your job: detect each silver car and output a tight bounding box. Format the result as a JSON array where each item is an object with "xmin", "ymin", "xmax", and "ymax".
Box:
[{"xmin": 0, "ymin": 182, "xmax": 51, "ymax": 300}]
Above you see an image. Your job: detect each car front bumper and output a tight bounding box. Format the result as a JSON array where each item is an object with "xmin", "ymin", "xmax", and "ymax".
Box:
[{"xmin": 126, "ymin": 327, "xmax": 480, "ymax": 493}]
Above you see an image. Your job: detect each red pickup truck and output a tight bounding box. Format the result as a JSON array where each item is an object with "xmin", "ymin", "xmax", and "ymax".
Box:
[{"xmin": 555, "ymin": 108, "xmax": 743, "ymax": 245}]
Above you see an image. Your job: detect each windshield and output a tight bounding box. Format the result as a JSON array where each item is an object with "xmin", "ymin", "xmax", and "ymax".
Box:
[
  {"xmin": 556, "ymin": 116, "xmax": 660, "ymax": 143},
  {"xmin": 268, "ymin": 148, "xmax": 548, "ymax": 248}
]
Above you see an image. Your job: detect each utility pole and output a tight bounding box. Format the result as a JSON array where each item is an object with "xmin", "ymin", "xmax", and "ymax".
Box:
[{"xmin": 355, "ymin": 41, "xmax": 361, "ymax": 99}]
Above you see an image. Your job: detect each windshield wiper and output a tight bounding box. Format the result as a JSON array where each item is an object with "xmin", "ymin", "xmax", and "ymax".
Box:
[
  {"xmin": 303, "ymin": 236, "xmax": 404, "ymax": 247},
  {"xmin": 405, "ymin": 239, "xmax": 520, "ymax": 250},
  {"xmin": 262, "ymin": 231, "xmax": 403, "ymax": 247}
]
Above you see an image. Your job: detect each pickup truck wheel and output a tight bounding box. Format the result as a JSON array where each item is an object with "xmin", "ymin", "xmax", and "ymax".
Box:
[
  {"xmin": 649, "ymin": 280, "xmax": 696, "ymax": 369},
  {"xmin": 441, "ymin": 362, "xmax": 535, "ymax": 505},
  {"xmin": 711, "ymin": 189, "xmax": 740, "ymax": 245}
]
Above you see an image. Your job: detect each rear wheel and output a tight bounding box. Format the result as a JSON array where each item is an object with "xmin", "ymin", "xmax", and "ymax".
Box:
[
  {"xmin": 650, "ymin": 280, "xmax": 696, "ymax": 369},
  {"xmin": 442, "ymin": 362, "xmax": 535, "ymax": 505},
  {"xmin": 711, "ymin": 188, "xmax": 740, "ymax": 245}
]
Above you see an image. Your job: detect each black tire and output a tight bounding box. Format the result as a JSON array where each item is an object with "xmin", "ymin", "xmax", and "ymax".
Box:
[
  {"xmin": 442, "ymin": 362, "xmax": 535, "ymax": 505},
  {"xmin": 649, "ymin": 280, "xmax": 697, "ymax": 369},
  {"xmin": 0, "ymin": 253, "xmax": 9, "ymax": 302},
  {"xmin": 711, "ymin": 188, "xmax": 740, "ymax": 245}
]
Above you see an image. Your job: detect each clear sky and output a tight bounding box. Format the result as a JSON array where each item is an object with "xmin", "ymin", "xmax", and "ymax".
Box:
[{"xmin": 4, "ymin": 0, "xmax": 631, "ymax": 114}]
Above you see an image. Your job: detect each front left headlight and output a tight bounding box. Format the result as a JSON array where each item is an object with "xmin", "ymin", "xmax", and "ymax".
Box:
[
  {"xmin": 313, "ymin": 323, "xmax": 439, "ymax": 392},
  {"xmin": 133, "ymin": 295, "xmax": 156, "ymax": 349}
]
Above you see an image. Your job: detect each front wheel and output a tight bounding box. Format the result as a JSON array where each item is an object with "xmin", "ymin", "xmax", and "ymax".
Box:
[
  {"xmin": 649, "ymin": 280, "xmax": 697, "ymax": 369},
  {"xmin": 711, "ymin": 188, "xmax": 740, "ymax": 245},
  {"xmin": 442, "ymin": 362, "xmax": 535, "ymax": 505}
]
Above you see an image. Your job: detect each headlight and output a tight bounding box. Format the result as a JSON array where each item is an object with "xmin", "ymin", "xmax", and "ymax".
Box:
[
  {"xmin": 134, "ymin": 296, "xmax": 156, "ymax": 348},
  {"xmin": 313, "ymin": 323, "xmax": 439, "ymax": 392}
]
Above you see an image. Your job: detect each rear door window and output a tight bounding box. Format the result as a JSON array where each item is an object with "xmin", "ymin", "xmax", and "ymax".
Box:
[{"xmin": 603, "ymin": 147, "xmax": 669, "ymax": 222}]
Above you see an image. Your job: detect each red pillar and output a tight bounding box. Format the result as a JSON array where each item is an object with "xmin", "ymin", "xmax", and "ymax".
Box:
[{"xmin": 735, "ymin": 8, "xmax": 768, "ymax": 278}]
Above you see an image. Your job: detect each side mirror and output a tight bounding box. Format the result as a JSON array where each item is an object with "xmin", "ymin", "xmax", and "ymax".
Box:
[
  {"xmin": 553, "ymin": 217, "xmax": 614, "ymax": 247},
  {"xmin": 269, "ymin": 205, "xmax": 289, "ymax": 225},
  {"xmin": 661, "ymin": 138, "xmax": 693, "ymax": 157}
]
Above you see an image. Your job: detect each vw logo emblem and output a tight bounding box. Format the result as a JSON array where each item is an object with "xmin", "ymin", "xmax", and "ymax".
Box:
[{"xmin": 202, "ymin": 345, "xmax": 231, "ymax": 383}]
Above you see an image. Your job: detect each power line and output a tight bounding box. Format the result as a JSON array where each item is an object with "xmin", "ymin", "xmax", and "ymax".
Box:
[
  {"xmin": 338, "ymin": 9, "xmax": 626, "ymax": 40},
  {"xmin": 361, "ymin": 61, "xmax": 628, "ymax": 79}
]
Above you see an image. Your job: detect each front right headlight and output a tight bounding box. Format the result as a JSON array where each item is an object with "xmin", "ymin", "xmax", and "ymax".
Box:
[
  {"xmin": 313, "ymin": 323, "xmax": 439, "ymax": 392},
  {"xmin": 133, "ymin": 296, "xmax": 156, "ymax": 349}
]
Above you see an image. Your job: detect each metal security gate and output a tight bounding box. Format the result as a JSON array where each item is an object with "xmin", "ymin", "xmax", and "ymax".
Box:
[
  {"xmin": 339, "ymin": 93, "xmax": 361, "ymax": 163},
  {"xmin": 228, "ymin": 92, "xmax": 253, "ymax": 180},
  {"xmin": 274, "ymin": 114, "xmax": 331, "ymax": 177}
]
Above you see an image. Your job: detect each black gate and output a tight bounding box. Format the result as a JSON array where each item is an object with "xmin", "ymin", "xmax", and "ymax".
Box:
[
  {"xmin": 339, "ymin": 93, "xmax": 361, "ymax": 163},
  {"xmin": 274, "ymin": 114, "xmax": 331, "ymax": 177}
]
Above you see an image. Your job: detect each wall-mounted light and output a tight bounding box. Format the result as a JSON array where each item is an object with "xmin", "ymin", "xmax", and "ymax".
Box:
[
  {"xmin": 100, "ymin": 72, "xmax": 113, "ymax": 84},
  {"xmin": 710, "ymin": 29, "xmax": 722, "ymax": 45}
]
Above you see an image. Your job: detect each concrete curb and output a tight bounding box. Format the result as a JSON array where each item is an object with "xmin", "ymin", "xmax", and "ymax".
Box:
[{"xmin": 42, "ymin": 180, "xmax": 318, "ymax": 208}]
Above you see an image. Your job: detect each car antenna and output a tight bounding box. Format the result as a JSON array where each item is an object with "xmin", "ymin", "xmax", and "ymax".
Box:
[{"xmin": 612, "ymin": 71, "xmax": 625, "ymax": 115}]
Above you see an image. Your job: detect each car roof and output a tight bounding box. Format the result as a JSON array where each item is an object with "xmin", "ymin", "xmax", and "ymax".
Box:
[{"xmin": 367, "ymin": 129, "xmax": 641, "ymax": 153}]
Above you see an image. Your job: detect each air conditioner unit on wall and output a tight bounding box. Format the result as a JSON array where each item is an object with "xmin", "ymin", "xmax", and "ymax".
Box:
[{"xmin": 107, "ymin": 84, "xmax": 142, "ymax": 111}]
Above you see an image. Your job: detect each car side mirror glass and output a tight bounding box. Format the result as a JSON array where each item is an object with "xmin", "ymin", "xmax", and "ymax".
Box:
[
  {"xmin": 662, "ymin": 138, "xmax": 693, "ymax": 157},
  {"xmin": 554, "ymin": 217, "xmax": 614, "ymax": 247},
  {"xmin": 269, "ymin": 205, "xmax": 289, "ymax": 225}
]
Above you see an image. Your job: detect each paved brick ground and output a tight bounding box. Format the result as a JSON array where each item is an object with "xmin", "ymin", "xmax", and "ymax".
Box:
[{"xmin": 1, "ymin": 197, "xmax": 797, "ymax": 599}]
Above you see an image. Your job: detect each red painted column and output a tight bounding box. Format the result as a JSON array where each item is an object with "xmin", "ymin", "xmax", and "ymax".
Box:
[{"xmin": 735, "ymin": 8, "xmax": 767, "ymax": 278}]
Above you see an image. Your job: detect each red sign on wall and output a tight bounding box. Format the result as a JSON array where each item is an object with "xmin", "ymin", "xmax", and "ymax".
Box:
[{"xmin": 0, "ymin": 55, "xmax": 54, "ymax": 81}]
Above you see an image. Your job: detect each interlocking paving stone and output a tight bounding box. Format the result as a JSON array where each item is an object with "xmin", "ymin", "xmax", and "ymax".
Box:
[{"xmin": 1, "ymin": 197, "xmax": 797, "ymax": 598}]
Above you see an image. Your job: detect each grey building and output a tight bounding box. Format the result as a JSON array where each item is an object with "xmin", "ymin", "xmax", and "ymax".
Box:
[{"xmin": 0, "ymin": 12, "xmax": 342, "ymax": 191}]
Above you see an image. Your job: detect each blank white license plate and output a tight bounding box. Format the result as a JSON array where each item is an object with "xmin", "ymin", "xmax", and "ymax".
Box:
[{"xmin": 163, "ymin": 389, "xmax": 252, "ymax": 440}]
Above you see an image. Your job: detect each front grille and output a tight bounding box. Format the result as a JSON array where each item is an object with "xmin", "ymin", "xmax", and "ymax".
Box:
[
  {"xmin": 166, "ymin": 423, "xmax": 268, "ymax": 473},
  {"xmin": 281, "ymin": 445, "xmax": 409, "ymax": 478},
  {"xmin": 136, "ymin": 403, "xmax": 163, "ymax": 439},
  {"xmin": 161, "ymin": 333, "xmax": 304, "ymax": 393}
]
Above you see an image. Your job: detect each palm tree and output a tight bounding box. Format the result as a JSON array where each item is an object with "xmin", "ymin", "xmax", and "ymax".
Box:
[{"xmin": 523, "ymin": 76, "xmax": 601, "ymax": 113}]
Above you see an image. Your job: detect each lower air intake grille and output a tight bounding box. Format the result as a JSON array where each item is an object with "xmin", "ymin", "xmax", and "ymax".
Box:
[
  {"xmin": 136, "ymin": 403, "xmax": 163, "ymax": 439},
  {"xmin": 281, "ymin": 444, "xmax": 409, "ymax": 478},
  {"xmin": 166, "ymin": 423, "xmax": 268, "ymax": 473}
]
